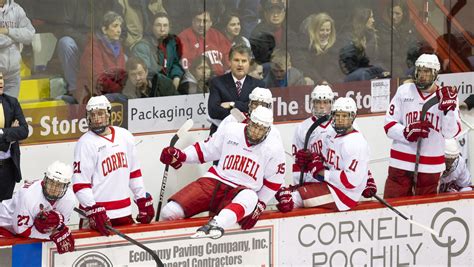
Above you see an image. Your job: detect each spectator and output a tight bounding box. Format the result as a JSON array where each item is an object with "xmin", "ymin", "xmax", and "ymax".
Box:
[
  {"xmin": 338, "ymin": 42, "xmax": 390, "ymax": 82},
  {"xmin": 178, "ymin": 8, "xmax": 230, "ymax": 76},
  {"xmin": 218, "ymin": 12, "xmax": 250, "ymax": 48},
  {"xmin": 131, "ymin": 12, "xmax": 184, "ymax": 89},
  {"xmin": 0, "ymin": 161, "xmax": 76, "ymax": 254},
  {"xmin": 439, "ymin": 139, "xmax": 472, "ymax": 193},
  {"xmin": 207, "ymin": 44, "xmax": 265, "ymax": 135},
  {"xmin": 339, "ymin": 7, "xmax": 379, "ymax": 66},
  {"xmin": 250, "ymin": 0, "xmax": 297, "ymax": 64},
  {"xmin": 73, "ymin": 96, "xmax": 155, "ymax": 236},
  {"xmin": 294, "ymin": 13, "xmax": 342, "ymax": 84},
  {"xmin": 249, "ymin": 31, "xmax": 275, "ymax": 64},
  {"xmin": 159, "ymin": 106, "xmax": 286, "ymax": 239},
  {"xmin": 0, "ymin": 72, "xmax": 28, "ymax": 201},
  {"xmin": 248, "ymin": 60, "xmax": 264, "ymax": 80},
  {"xmin": 264, "ymin": 49, "xmax": 309, "ymax": 88},
  {"xmin": 0, "ymin": 0, "xmax": 35, "ymax": 98},
  {"xmin": 76, "ymin": 11, "xmax": 127, "ymax": 104},
  {"xmin": 123, "ymin": 57, "xmax": 177, "ymax": 98},
  {"xmin": 178, "ymin": 55, "xmax": 213, "ymax": 95},
  {"xmin": 378, "ymin": 0, "xmax": 419, "ymax": 77}
]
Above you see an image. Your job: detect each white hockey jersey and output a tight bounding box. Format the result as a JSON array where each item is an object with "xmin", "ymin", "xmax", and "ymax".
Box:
[
  {"xmin": 183, "ymin": 121, "xmax": 286, "ymax": 204},
  {"xmin": 384, "ymin": 83, "xmax": 461, "ymax": 173},
  {"xmin": 72, "ymin": 126, "xmax": 146, "ymax": 219},
  {"xmin": 322, "ymin": 130, "xmax": 369, "ymax": 211},
  {"xmin": 439, "ymin": 156, "xmax": 472, "ymax": 192},
  {"xmin": 292, "ymin": 116, "xmax": 334, "ymax": 184},
  {"xmin": 0, "ymin": 180, "xmax": 75, "ymax": 239}
]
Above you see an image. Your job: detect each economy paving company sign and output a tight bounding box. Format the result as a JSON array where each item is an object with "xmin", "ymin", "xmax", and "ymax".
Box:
[{"xmin": 45, "ymin": 226, "xmax": 274, "ymax": 266}]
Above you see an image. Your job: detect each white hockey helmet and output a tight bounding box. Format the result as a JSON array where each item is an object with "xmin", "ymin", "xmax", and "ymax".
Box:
[
  {"xmin": 414, "ymin": 54, "xmax": 440, "ymax": 90},
  {"xmin": 445, "ymin": 139, "xmax": 460, "ymax": 159},
  {"xmin": 249, "ymin": 87, "xmax": 273, "ymax": 112},
  {"xmin": 86, "ymin": 96, "xmax": 112, "ymax": 134},
  {"xmin": 246, "ymin": 106, "xmax": 273, "ymax": 145},
  {"xmin": 311, "ymin": 84, "xmax": 335, "ymax": 116},
  {"xmin": 331, "ymin": 97, "xmax": 357, "ymax": 134},
  {"xmin": 43, "ymin": 161, "xmax": 72, "ymax": 201}
]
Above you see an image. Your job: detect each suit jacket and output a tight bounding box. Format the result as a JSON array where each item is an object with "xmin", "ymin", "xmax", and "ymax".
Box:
[
  {"xmin": 208, "ymin": 72, "xmax": 265, "ymax": 121},
  {"xmin": 0, "ymin": 94, "xmax": 29, "ymax": 182}
]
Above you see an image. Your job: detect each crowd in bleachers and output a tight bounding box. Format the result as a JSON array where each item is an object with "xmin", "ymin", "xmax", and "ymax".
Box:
[{"xmin": 4, "ymin": 0, "xmax": 472, "ymax": 105}]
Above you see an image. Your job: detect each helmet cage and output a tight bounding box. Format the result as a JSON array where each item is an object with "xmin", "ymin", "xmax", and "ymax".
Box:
[
  {"xmin": 331, "ymin": 111, "xmax": 356, "ymax": 134},
  {"xmin": 443, "ymin": 157, "xmax": 459, "ymax": 177},
  {"xmin": 312, "ymin": 99, "xmax": 333, "ymax": 117},
  {"xmin": 414, "ymin": 67, "xmax": 438, "ymax": 90},
  {"xmin": 87, "ymin": 108, "xmax": 111, "ymax": 134},
  {"xmin": 310, "ymin": 85, "xmax": 335, "ymax": 116},
  {"xmin": 42, "ymin": 175, "xmax": 69, "ymax": 201},
  {"xmin": 245, "ymin": 121, "xmax": 271, "ymax": 145}
]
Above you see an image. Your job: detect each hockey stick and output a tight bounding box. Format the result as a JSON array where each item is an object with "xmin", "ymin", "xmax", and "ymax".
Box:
[
  {"xmin": 299, "ymin": 115, "xmax": 330, "ymax": 185},
  {"xmin": 155, "ymin": 119, "xmax": 194, "ymax": 221},
  {"xmin": 413, "ymin": 96, "xmax": 439, "ymax": 187},
  {"xmin": 74, "ymin": 208, "xmax": 164, "ymax": 267},
  {"xmin": 373, "ymin": 195, "xmax": 439, "ymax": 236},
  {"xmin": 230, "ymin": 108, "xmax": 247, "ymax": 122}
]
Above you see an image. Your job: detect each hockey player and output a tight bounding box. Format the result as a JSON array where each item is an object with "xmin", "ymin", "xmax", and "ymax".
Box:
[
  {"xmin": 0, "ymin": 161, "xmax": 75, "ymax": 254},
  {"xmin": 383, "ymin": 54, "xmax": 461, "ymax": 198},
  {"xmin": 292, "ymin": 84, "xmax": 335, "ymax": 184},
  {"xmin": 218, "ymin": 87, "xmax": 273, "ymax": 128},
  {"xmin": 159, "ymin": 106, "xmax": 285, "ymax": 239},
  {"xmin": 439, "ymin": 139, "xmax": 472, "ymax": 193},
  {"xmin": 276, "ymin": 97, "xmax": 370, "ymax": 212},
  {"xmin": 72, "ymin": 96, "xmax": 154, "ymax": 236}
]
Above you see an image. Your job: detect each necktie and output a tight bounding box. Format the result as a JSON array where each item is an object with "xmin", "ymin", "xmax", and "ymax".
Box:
[
  {"xmin": 236, "ymin": 80, "xmax": 242, "ymax": 97},
  {"xmin": 0, "ymin": 101, "xmax": 4, "ymax": 128}
]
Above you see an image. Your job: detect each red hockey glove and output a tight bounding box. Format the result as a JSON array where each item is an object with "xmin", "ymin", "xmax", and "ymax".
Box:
[
  {"xmin": 160, "ymin": 147, "xmax": 186, "ymax": 169},
  {"xmin": 307, "ymin": 155, "xmax": 325, "ymax": 181},
  {"xmin": 84, "ymin": 204, "xmax": 111, "ymax": 236},
  {"xmin": 239, "ymin": 200, "xmax": 266, "ymax": 230},
  {"xmin": 403, "ymin": 121, "xmax": 431, "ymax": 142},
  {"xmin": 362, "ymin": 176, "xmax": 377, "ymax": 198},
  {"xmin": 295, "ymin": 149, "xmax": 316, "ymax": 171},
  {"xmin": 34, "ymin": 210, "xmax": 64, "ymax": 234},
  {"xmin": 50, "ymin": 225, "xmax": 75, "ymax": 254},
  {"xmin": 135, "ymin": 193, "xmax": 155, "ymax": 224},
  {"xmin": 275, "ymin": 187, "xmax": 294, "ymax": 213},
  {"xmin": 436, "ymin": 86, "xmax": 457, "ymax": 112}
]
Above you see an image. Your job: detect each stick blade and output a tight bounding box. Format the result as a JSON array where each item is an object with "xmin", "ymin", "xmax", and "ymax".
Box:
[
  {"xmin": 177, "ymin": 119, "xmax": 194, "ymax": 138},
  {"xmin": 230, "ymin": 108, "xmax": 246, "ymax": 122},
  {"xmin": 408, "ymin": 219, "xmax": 440, "ymax": 236}
]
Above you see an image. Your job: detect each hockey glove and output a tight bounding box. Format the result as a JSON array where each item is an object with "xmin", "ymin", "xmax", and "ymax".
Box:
[
  {"xmin": 403, "ymin": 121, "xmax": 431, "ymax": 142},
  {"xmin": 50, "ymin": 225, "xmax": 75, "ymax": 254},
  {"xmin": 436, "ymin": 86, "xmax": 457, "ymax": 112},
  {"xmin": 275, "ymin": 187, "xmax": 294, "ymax": 213},
  {"xmin": 84, "ymin": 204, "xmax": 111, "ymax": 236},
  {"xmin": 160, "ymin": 147, "xmax": 187, "ymax": 169},
  {"xmin": 239, "ymin": 200, "xmax": 266, "ymax": 230},
  {"xmin": 135, "ymin": 193, "xmax": 155, "ymax": 224},
  {"xmin": 362, "ymin": 176, "xmax": 377, "ymax": 198},
  {"xmin": 307, "ymin": 155, "xmax": 325, "ymax": 181},
  {"xmin": 34, "ymin": 210, "xmax": 64, "ymax": 234},
  {"xmin": 295, "ymin": 149, "xmax": 317, "ymax": 171}
]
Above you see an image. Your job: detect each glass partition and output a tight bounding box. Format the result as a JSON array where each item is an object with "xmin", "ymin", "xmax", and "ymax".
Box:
[{"xmin": 11, "ymin": 0, "xmax": 473, "ymax": 143}]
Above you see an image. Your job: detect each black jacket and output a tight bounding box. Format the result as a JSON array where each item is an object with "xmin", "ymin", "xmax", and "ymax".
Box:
[{"xmin": 0, "ymin": 94, "xmax": 29, "ymax": 182}]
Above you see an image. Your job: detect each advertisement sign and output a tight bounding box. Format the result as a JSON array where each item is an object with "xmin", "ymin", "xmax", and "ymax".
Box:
[
  {"xmin": 127, "ymin": 94, "xmax": 210, "ymax": 133},
  {"xmin": 22, "ymin": 102, "xmax": 126, "ymax": 144},
  {"xmin": 278, "ymin": 200, "xmax": 472, "ymax": 266},
  {"xmin": 438, "ymin": 72, "xmax": 474, "ymax": 102},
  {"xmin": 44, "ymin": 226, "xmax": 274, "ymax": 266}
]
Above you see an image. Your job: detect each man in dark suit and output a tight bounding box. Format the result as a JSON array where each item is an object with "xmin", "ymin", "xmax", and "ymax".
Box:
[
  {"xmin": 0, "ymin": 72, "xmax": 29, "ymax": 201},
  {"xmin": 208, "ymin": 44, "xmax": 265, "ymax": 135}
]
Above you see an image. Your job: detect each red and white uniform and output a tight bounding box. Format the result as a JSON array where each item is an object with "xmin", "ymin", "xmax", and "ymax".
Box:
[
  {"xmin": 440, "ymin": 155, "xmax": 472, "ymax": 192},
  {"xmin": 322, "ymin": 131, "xmax": 369, "ymax": 211},
  {"xmin": 292, "ymin": 116, "xmax": 334, "ymax": 183},
  {"xmin": 384, "ymin": 83, "xmax": 461, "ymax": 173},
  {"xmin": 184, "ymin": 121, "xmax": 286, "ymax": 204},
  {"xmin": 0, "ymin": 180, "xmax": 75, "ymax": 239},
  {"xmin": 178, "ymin": 27, "xmax": 230, "ymax": 76},
  {"xmin": 72, "ymin": 126, "xmax": 146, "ymax": 219}
]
